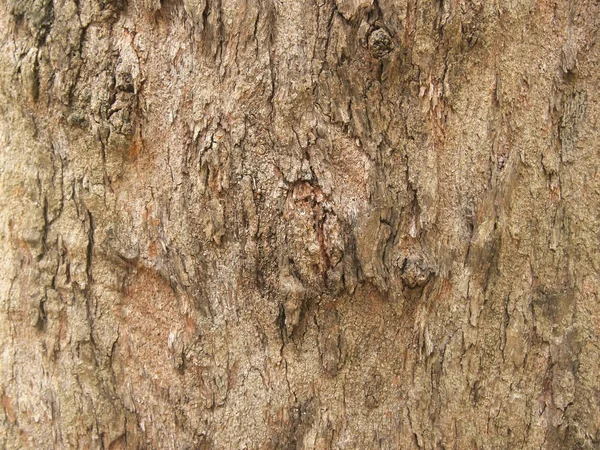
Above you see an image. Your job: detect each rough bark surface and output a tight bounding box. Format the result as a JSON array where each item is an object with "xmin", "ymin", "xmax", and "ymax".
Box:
[{"xmin": 1, "ymin": 0, "xmax": 600, "ymax": 448}]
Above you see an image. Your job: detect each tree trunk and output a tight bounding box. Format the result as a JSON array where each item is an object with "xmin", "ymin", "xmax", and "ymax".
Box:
[{"xmin": 1, "ymin": 0, "xmax": 599, "ymax": 448}]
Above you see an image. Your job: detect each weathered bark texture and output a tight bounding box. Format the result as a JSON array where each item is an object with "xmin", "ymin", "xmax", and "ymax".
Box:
[{"xmin": 1, "ymin": 0, "xmax": 600, "ymax": 448}]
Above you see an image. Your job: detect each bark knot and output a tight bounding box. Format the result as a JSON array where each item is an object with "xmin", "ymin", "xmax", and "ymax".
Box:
[{"xmin": 368, "ymin": 28, "xmax": 393, "ymax": 58}]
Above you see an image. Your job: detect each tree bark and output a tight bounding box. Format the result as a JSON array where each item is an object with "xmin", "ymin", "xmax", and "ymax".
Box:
[{"xmin": 1, "ymin": 0, "xmax": 600, "ymax": 448}]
